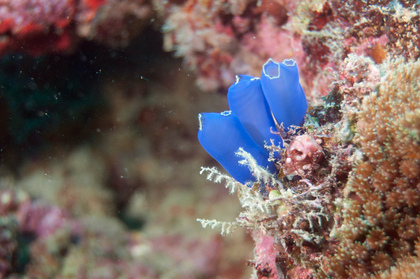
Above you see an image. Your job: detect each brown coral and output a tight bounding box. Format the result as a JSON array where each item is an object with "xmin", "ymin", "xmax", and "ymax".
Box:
[
  {"xmin": 373, "ymin": 241, "xmax": 420, "ymax": 279},
  {"xmin": 322, "ymin": 58, "xmax": 420, "ymax": 278}
]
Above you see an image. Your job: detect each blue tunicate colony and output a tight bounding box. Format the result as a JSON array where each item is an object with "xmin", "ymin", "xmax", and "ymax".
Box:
[{"xmin": 198, "ymin": 59, "xmax": 308, "ymax": 185}]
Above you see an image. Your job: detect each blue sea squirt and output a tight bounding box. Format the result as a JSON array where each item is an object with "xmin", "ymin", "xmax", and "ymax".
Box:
[{"xmin": 198, "ymin": 58, "xmax": 308, "ymax": 185}]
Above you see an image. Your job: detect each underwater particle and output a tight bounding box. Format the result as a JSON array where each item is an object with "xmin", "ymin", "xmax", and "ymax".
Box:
[
  {"xmin": 260, "ymin": 59, "xmax": 308, "ymax": 129},
  {"xmin": 227, "ymin": 75, "xmax": 282, "ymax": 149},
  {"xmin": 197, "ymin": 111, "xmax": 275, "ymax": 185}
]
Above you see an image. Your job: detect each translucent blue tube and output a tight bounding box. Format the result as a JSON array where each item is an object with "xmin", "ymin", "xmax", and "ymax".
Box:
[
  {"xmin": 197, "ymin": 111, "xmax": 276, "ymax": 184},
  {"xmin": 260, "ymin": 59, "xmax": 307, "ymax": 129},
  {"xmin": 227, "ymin": 75, "xmax": 283, "ymax": 149},
  {"xmin": 197, "ymin": 58, "xmax": 307, "ymax": 186}
]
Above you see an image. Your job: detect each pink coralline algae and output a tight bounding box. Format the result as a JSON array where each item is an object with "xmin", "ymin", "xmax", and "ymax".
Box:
[
  {"xmin": 250, "ymin": 231, "xmax": 281, "ymax": 279},
  {"xmin": 16, "ymin": 202, "xmax": 76, "ymax": 239},
  {"xmin": 0, "ymin": 188, "xmax": 79, "ymax": 278},
  {"xmin": 156, "ymin": 0, "xmax": 333, "ymax": 96},
  {"xmin": 0, "ymin": 0, "xmax": 76, "ymax": 55},
  {"xmin": 158, "ymin": 0, "xmax": 302, "ymax": 92},
  {"xmin": 0, "ymin": 0, "xmax": 152, "ymax": 56},
  {"xmin": 283, "ymin": 135, "xmax": 323, "ymax": 176},
  {"xmin": 0, "ymin": 216, "xmax": 18, "ymax": 276},
  {"xmin": 149, "ymin": 234, "xmax": 223, "ymax": 277},
  {"xmin": 0, "ymin": 188, "xmax": 78, "ymax": 239},
  {"xmin": 75, "ymin": 0, "xmax": 152, "ymax": 48},
  {"xmin": 0, "ymin": 0, "xmax": 75, "ymax": 31},
  {"xmin": 158, "ymin": 0, "xmax": 420, "ymax": 104}
]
